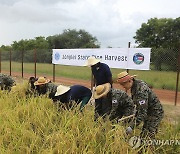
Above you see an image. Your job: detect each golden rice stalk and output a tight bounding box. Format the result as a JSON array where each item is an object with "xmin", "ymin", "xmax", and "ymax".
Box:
[{"xmin": 10, "ymin": 81, "xmax": 30, "ymax": 98}]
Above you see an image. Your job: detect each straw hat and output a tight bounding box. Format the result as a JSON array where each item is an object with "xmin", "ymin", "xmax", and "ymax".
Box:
[
  {"xmin": 55, "ymin": 85, "xmax": 70, "ymax": 96},
  {"xmin": 84, "ymin": 56, "xmax": 101, "ymax": 66},
  {"xmin": 34, "ymin": 77, "xmax": 50, "ymax": 86},
  {"xmin": 117, "ymin": 71, "xmax": 136, "ymax": 84},
  {"xmin": 93, "ymin": 83, "xmax": 111, "ymax": 99}
]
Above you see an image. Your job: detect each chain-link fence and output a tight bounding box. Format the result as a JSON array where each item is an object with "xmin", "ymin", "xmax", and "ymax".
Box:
[
  {"xmin": 151, "ymin": 48, "xmax": 179, "ymax": 71},
  {"xmin": 0, "ymin": 48, "xmax": 179, "ymax": 104}
]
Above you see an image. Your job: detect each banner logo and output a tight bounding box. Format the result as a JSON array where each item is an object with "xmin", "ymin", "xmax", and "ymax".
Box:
[
  {"xmin": 133, "ymin": 53, "xmax": 144, "ymax": 65},
  {"xmin": 55, "ymin": 52, "xmax": 60, "ymax": 61}
]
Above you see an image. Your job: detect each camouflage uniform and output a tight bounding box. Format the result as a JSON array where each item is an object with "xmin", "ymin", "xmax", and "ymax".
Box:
[
  {"xmin": 129, "ymin": 79, "xmax": 164, "ymax": 138},
  {"xmin": 107, "ymin": 89, "xmax": 135, "ymax": 122},
  {"xmin": 0, "ymin": 73, "xmax": 16, "ymax": 91}
]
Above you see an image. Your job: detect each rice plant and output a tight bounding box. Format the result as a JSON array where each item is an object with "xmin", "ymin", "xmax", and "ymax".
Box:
[{"xmin": 0, "ymin": 87, "xmax": 179, "ymax": 154}]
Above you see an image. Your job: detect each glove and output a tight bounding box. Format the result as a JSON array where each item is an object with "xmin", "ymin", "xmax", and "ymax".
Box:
[{"xmin": 126, "ymin": 126, "xmax": 133, "ymax": 135}]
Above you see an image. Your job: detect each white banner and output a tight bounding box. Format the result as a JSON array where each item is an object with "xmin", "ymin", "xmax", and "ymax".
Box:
[{"xmin": 52, "ymin": 48, "xmax": 151, "ymax": 70}]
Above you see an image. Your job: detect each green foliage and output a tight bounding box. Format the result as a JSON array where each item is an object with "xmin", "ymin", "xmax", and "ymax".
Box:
[
  {"xmin": 134, "ymin": 17, "xmax": 180, "ymax": 71},
  {"xmin": 47, "ymin": 29, "xmax": 100, "ymax": 49},
  {"xmin": 11, "ymin": 36, "xmax": 49, "ymax": 51},
  {"xmin": 0, "ymin": 45, "xmax": 12, "ymax": 51},
  {"xmin": 0, "ymin": 29, "xmax": 100, "ymax": 64},
  {"xmin": 134, "ymin": 17, "xmax": 180, "ymax": 48}
]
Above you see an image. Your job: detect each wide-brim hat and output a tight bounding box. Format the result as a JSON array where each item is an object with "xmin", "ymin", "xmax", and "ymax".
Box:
[
  {"xmin": 117, "ymin": 71, "xmax": 136, "ymax": 84},
  {"xmin": 93, "ymin": 83, "xmax": 111, "ymax": 99},
  {"xmin": 34, "ymin": 77, "xmax": 50, "ymax": 86},
  {"xmin": 84, "ymin": 56, "xmax": 101, "ymax": 66},
  {"xmin": 55, "ymin": 85, "xmax": 70, "ymax": 96}
]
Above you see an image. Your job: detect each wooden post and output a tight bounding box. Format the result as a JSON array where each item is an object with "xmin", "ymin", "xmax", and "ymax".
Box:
[
  {"xmin": 34, "ymin": 49, "xmax": 37, "ymax": 78},
  {"xmin": 53, "ymin": 64, "xmax": 55, "ymax": 82},
  {"xmin": 175, "ymin": 49, "xmax": 180, "ymax": 106},
  {"xmin": 0, "ymin": 49, "xmax": 1, "ymax": 73},
  {"xmin": 125, "ymin": 42, "xmax": 131, "ymax": 92},
  {"xmin": 127, "ymin": 42, "xmax": 131, "ymax": 74},
  {"xmin": 10, "ymin": 50, "xmax": 12, "ymax": 76},
  {"xmin": 22, "ymin": 50, "xmax": 24, "ymax": 78}
]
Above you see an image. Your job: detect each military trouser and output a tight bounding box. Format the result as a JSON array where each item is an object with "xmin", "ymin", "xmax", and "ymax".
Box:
[
  {"xmin": 94, "ymin": 97, "xmax": 111, "ymax": 121},
  {"xmin": 140, "ymin": 113, "xmax": 164, "ymax": 139}
]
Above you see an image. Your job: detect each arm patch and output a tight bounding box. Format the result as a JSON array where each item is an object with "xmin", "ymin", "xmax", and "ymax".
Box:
[
  {"xmin": 138, "ymin": 100, "xmax": 146, "ymax": 105},
  {"xmin": 112, "ymin": 99, "xmax": 118, "ymax": 104}
]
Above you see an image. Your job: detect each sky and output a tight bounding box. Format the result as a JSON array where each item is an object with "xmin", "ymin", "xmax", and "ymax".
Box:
[{"xmin": 0, "ymin": 0, "xmax": 179, "ymax": 48}]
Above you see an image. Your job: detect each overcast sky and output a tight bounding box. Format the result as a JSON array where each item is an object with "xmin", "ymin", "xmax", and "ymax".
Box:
[{"xmin": 0, "ymin": 0, "xmax": 179, "ymax": 48}]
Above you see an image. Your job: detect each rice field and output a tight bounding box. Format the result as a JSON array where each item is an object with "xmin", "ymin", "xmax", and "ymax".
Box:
[{"xmin": 0, "ymin": 83, "xmax": 180, "ymax": 153}]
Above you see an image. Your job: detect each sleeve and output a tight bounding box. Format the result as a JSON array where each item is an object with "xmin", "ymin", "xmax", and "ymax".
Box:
[
  {"xmin": 105, "ymin": 65, "xmax": 112, "ymax": 78},
  {"xmin": 109, "ymin": 98, "xmax": 119, "ymax": 121},
  {"xmin": 109, "ymin": 90, "xmax": 121, "ymax": 121},
  {"xmin": 130, "ymin": 85, "xmax": 149, "ymax": 129},
  {"xmin": 105, "ymin": 65, "xmax": 113, "ymax": 85}
]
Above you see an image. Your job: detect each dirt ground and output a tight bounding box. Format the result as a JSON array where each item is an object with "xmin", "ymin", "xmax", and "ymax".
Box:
[{"xmin": 3, "ymin": 71, "xmax": 180, "ymax": 106}]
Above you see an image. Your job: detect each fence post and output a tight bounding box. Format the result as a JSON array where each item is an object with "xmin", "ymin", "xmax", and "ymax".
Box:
[
  {"xmin": 125, "ymin": 42, "xmax": 131, "ymax": 92},
  {"xmin": 34, "ymin": 49, "xmax": 37, "ymax": 78},
  {"xmin": 175, "ymin": 49, "xmax": 180, "ymax": 106},
  {"xmin": 126, "ymin": 42, "xmax": 131, "ymax": 74},
  {"xmin": 53, "ymin": 64, "xmax": 55, "ymax": 82},
  {"xmin": 10, "ymin": 50, "xmax": 12, "ymax": 76},
  {"xmin": 22, "ymin": 50, "xmax": 24, "ymax": 78},
  {"xmin": 0, "ymin": 49, "xmax": 1, "ymax": 73}
]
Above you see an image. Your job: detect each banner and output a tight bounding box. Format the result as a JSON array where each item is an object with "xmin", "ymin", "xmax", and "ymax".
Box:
[{"xmin": 52, "ymin": 48, "xmax": 151, "ymax": 70}]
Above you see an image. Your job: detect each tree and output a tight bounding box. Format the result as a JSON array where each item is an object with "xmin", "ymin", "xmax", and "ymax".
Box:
[
  {"xmin": 47, "ymin": 29, "xmax": 100, "ymax": 49},
  {"xmin": 134, "ymin": 17, "xmax": 180, "ymax": 71},
  {"xmin": 1, "ymin": 29, "xmax": 100, "ymax": 63},
  {"xmin": 12, "ymin": 36, "xmax": 49, "ymax": 51},
  {"xmin": 10, "ymin": 37, "xmax": 50, "ymax": 62}
]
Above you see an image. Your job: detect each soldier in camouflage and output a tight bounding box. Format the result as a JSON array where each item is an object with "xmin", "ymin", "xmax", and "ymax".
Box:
[
  {"xmin": 117, "ymin": 71, "xmax": 164, "ymax": 139},
  {"xmin": 34, "ymin": 76, "xmax": 57, "ymax": 100},
  {"xmin": 93, "ymin": 83, "xmax": 135, "ymax": 122},
  {"xmin": 0, "ymin": 73, "xmax": 16, "ymax": 91}
]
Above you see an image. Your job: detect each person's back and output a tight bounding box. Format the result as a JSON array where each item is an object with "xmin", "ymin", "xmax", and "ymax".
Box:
[
  {"xmin": 55, "ymin": 85, "xmax": 92, "ymax": 111},
  {"xmin": 69, "ymin": 85, "xmax": 92, "ymax": 102},
  {"xmin": 105, "ymin": 88, "xmax": 134, "ymax": 121},
  {"xmin": 0, "ymin": 73, "xmax": 15, "ymax": 91},
  {"xmin": 92, "ymin": 62, "xmax": 112, "ymax": 86},
  {"xmin": 131, "ymin": 79, "xmax": 163, "ymax": 117}
]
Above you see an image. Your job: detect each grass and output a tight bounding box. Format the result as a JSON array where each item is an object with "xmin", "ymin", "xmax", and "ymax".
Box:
[
  {"xmin": 0, "ymin": 84, "xmax": 180, "ymax": 153},
  {"xmin": 1, "ymin": 61, "xmax": 179, "ymax": 91}
]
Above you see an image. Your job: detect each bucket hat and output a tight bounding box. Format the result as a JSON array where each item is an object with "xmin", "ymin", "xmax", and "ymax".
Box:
[
  {"xmin": 84, "ymin": 56, "xmax": 101, "ymax": 66},
  {"xmin": 117, "ymin": 71, "xmax": 136, "ymax": 84},
  {"xmin": 34, "ymin": 77, "xmax": 50, "ymax": 86},
  {"xmin": 93, "ymin": 83, "xmax": 111, "ymax": 99},
  {"xmin": 55, "ymin": 85, "xmax": 70, "ymax": 96}
]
